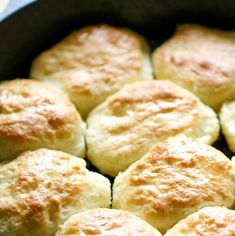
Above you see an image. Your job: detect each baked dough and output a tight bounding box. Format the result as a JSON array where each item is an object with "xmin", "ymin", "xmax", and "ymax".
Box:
[
  {"xmin": 232, "ymin": 156, "xmax": 235, "ymax": 165},
  {"xmin": 0, "ymin": 79, "xmax": 85, "ymax": 160},
  {"xmin": 56, "ymin": 208, "xmax": 162, "ymax": 236},
  {"xmin": 86, "ymin": 80, "xmax": 219, "ymax": 176},
  {"xmin": 220, "ymin": 100, "xmax": 235, "ymax": 153},
  {"xmin": 0, "ymin": 149, "xmax": 111, "ymax": 236},
  {"xmin": 30, "ymin": 24, "xmax": 152, "ymax": 118},
  {"xmin": 112, "ymin": 136, "xmax": 235, "ymax": 233},
  {"xmin": 153, "ymin": 24, "xmax": 235, "ymax": 111},
  {"xmin": 165, "ymin": 207, "xmax": 235, "ymax": 235}
]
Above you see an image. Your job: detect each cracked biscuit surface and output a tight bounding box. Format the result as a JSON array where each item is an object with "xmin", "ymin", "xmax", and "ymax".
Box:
[
  {"xmin": 31, "ymin": 24, "xmax": 152, "ymax": 118},
  {"xmin": 0, "ymin": 149, "xmax": 111, "ymax": 236},
  {"xmin": 112, "ymin": 136, "xmax": 235, "ymax": 233},
  {"xmin": 86, "ymin": 80, "xmax": 219, "ymax": 176},
  {"xmin": 165, "ymin": 207, "xmax": 235, "ymax": 236},
  {"xmin": 0, "ymin": 79, "xmax": 85, "ymax": 160},
  {"xmin": 153, "ymin": 24, "xmax": 235, "ymax": 111},
  {"xmin": 56, "ymin": 208, "xmax": 162, "ymax": 236},
  {"xmin": 220, "ymin": 100, "xmax": 235, "ymax": 153}
]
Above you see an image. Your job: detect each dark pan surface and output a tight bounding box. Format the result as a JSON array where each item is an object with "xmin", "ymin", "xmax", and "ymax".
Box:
[{"xmin": 0, "ymin": 0, "xmax": 234, "ymax": 162}]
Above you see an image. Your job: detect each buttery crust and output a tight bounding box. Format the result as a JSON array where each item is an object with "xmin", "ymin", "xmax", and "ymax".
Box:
[
  {"xmin": 0, "ymin": 149, "xmax": 111, "ymax": 236},
  {"xmin": 86, "ymin": 80, "xmax": 219, "ymax": 176},
  {"xmin": 220, "ymin": 100, "xmax": 235, "ymax": 153},
  {"xmin": 0, "ymin": 79, "xmax": 85, "ymax": 160},
  {"xmin": 56, "ymin": 208, "xmax": 162, "ymax": 236},
  {"xmin": 165, "ymin": 207, "xmax": 235, "ymax": 236},
  {"xmin": 112, "ymin": 136, "xmax": 235, "ymax": 233},
  {"xmin": 30, "ymin": 24, "xmax": 152, "ymax": 118},
  {"xmin": 153, "ymin": 24, "xmax": 235, "ymax": 111}
]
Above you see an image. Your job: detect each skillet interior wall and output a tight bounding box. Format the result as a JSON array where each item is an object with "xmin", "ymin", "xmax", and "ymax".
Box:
[{"xmin": 0, "ymin": 0, "xmax": 234, "ymax": 160}]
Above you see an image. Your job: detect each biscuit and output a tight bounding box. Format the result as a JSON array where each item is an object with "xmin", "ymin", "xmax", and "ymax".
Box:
[
  {"xmin": 232, "ymin": 156, "xmax": 235, "ymax": 165},
  {"xmin": 30, "ymin": 24, "xmax": 152, "ymax": 119},
  {"xmin": 165, "ymin": 207, "xmax": 235, "ymax": 235},
  {"xmin": 56, "ymin": 208, "xmax": 162, "ymax": 236},
  {"xmin": 112, "ymin": 136, "xmax": 235, "ymax": 233},
  {"xmin": 0, "ymin": 149, "xmax": 111, "ymax": 236},
  {"xmin": 220, "ymin": 100, "xmax": 235, "ymax": 153},
  {"xmin": 0, "ymin": 79, "xmax": 85, "ymax": 160},
  {"xmin": 153, "ymin": 24, "xmax": 235, "ymax": 111},
  {"xmin": 86, "ymin": 80, "xmax": 219, "ymax": 176}
]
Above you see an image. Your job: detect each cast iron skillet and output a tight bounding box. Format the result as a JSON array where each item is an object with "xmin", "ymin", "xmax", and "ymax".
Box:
[{"xmin": 0, "ymin": 0, "xmax": 235, "ymax": 160}]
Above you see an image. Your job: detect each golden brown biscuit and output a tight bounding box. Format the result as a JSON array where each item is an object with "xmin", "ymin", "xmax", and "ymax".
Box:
[
  {"xmin": 0, "ymin": 149, "xmax": 111, "ymax": 236},
  {"xmin": 86, "ymin": 80, "xmax": 219, "ymax": 176},
  {"xmin": 165, "ymin": 207, "xmax": 235, "ymax": 235},
  {"xmin": 30, "ymin": 24, "xmax": 152, "ymax": 119},
  {"xmin": 112, "ymin": 136, "xmax": 235, "ymax": 233},
  {"xmin": 56, "ymin": 208, "xmax": 162, "ymax": 236},
  {"xmin": 0, "ymin": 79, "xmax": 85, "ymax": 160},
  {"xmin": 153, "ymin": 24, "xmax": 235, "ymax": 111},
  {"xmin": 220, "ymin": 101, "xmax": 235, "ymax": 153}
]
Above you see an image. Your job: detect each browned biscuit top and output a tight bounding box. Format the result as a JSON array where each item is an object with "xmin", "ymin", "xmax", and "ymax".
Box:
[
  {"xmin": 56, "ymin": 208, "xmax": 162, "ymax": 236},
  {"xmin": 0, "ymin": 149, "xmax": 111, "ymax": 236},
  {"xmin": 153, "ymin": 24, "xmax": 235, "ymax": 110},
  {"xmin": 86, "ymin": 80, "xmax": 219, "ymax": 176},
  {"xmin": 0, "ymin": 79, "xmax": 78, "ymax": 141},
  {"xmin": 30, "ymin": 24, "xmax": 150, "ymax": 118},
  {"xmin": 0, "ymin": 79, "xmax": 85, "ymax": 159},
  {"xmin": 113, "ymin": 136, "xmax": 235, "ymax": 232},
  {"xmin": 165, "ymin": 207, "xmax": 235, "ymax": 235},
  {"xmin": 32, "ymin": 24, "xmax": 143, "ymax": 77}
]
